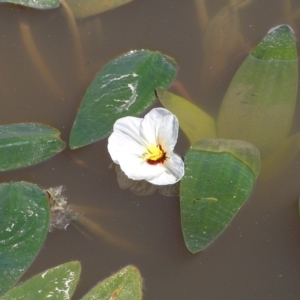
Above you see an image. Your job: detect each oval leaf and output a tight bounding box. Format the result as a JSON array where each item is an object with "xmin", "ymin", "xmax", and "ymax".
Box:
[
  {"xmin": 0, "ymin": 0, "xmax": 59, "ymax": 9},
  {"xmin": 0, "ymin": 182, "xmax": 50, "ymax": 295},
  {"xmin": 81, "ymin": 265, "xmax": 142, "ymax": 300},
  {"xmin": 157, "ymin": 89, "xmax": 216, "ymax": 145},
  {"xmin": 1, "ymin": 261, "xmax": 81, "ymax": 300},
  {"xmin": 180, "ymin": 139, "xmax": 261, "ymax": 253},
  {"xmin": 0, "ymin": 123, "xmax": 65, "ymax": 171},
  {"xmin": 69, "ymin": 50, "xmax": 177, "ymax": 149},
  {"xmin": 217, "ymin": 25, "xmax": 298, "ymax": 157}
]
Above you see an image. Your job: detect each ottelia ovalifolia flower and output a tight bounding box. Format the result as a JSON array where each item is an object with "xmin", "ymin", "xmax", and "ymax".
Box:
[{"xmin": 107, "ymin": 108, "xmax": 184, "ymax": 185}]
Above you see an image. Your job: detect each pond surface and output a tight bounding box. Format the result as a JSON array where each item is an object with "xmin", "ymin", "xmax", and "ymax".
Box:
[{"xmin": 0, "ymin": 0, "xmax": 300, "ymax": 299}]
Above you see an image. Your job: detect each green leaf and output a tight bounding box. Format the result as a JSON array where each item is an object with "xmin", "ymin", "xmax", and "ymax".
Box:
[
  {"xmin": 1, "ymin": 261, "xmax": 81, "ymax": 300},
  {"xmin": 157, "ymin": 89, "xmax": 216, "ymax": 145},
  {"xmin": 81, "ymin": 265, "xmax": 142, "ymax": 300},
  {"xmin": 217, "ymin": 25, "xmax": 298, "ymax": 157},
  {"xmin": 195, "ymin": 138, "xmax": 261, "ymax": 179},
  {"xmin": 65, "ymin": 0, "xmax": 133, "ymax": 19},
  {"xmin": 180, "ymin": 139, "xmax": 261, "ymax": 253},
  {"xmin": 69, "ymin": 50, "xmax": 177, "ymax": 149},
  {"xmin": 0, "ymin": 0, "xmax": 59, "ymax": 9},
  {"xmin": 0, "ymin": 123, "xmax": 65, "ymax": 171},
  {"xmin": 251, "ymin": 25, "xmax": 297, "ymax": 60},
  {"xmin": 0, "ymin": 182, "xmax": 50, "ymax": 295}
]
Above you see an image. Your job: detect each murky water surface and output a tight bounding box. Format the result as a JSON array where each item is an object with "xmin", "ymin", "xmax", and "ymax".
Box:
[{"xmin": 0, "ymin": 0, "xmax": 300, "ymax": 299}]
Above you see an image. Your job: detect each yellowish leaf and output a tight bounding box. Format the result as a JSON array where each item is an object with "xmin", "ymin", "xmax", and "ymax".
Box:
[{"xmin": 157, "ymin": 89, "xmax": 216, "ymax": 145}]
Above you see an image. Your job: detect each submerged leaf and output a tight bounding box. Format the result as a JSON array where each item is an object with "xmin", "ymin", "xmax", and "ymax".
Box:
[
  {"xmin": 157, "ymin": 89, "xmax": 216, "ymax": 145},
  {"xmin": 0, "ymin": 123, "xmax": 65, "ymax": 171},
  {"xmin": 217, "ymin": 25, "xmax": 298, "ymax": 157},
  {"xmin": 69, "ymin": 50, "xmax": 177, "ymax": 149},
  {"xmin": 180, "ymin": 139, "xmax": 260, "ymax": 253},
  {"xmin": 0, "ymin": 0, "xmax": 59, "ymax": 9},
  {"xmin": 0, "ymin": 261, "xmax": 81, "ymax": 300},
  {"xmin": 260, "ymin": 132, "xmax": 300, "ymax": 180},
  {"xmin": 0, "ymin": 182, "xmax": 50, "ymax": 295},
  {"xmin": 82, "ymin": 265, "xmax": 142, "ymax": 300},
  {"xmin": 200, "ymin": 2, "xmax": 240, "ymax": 84},
  {"xmin": 65, "ymin": 0, "xmax": 133, "ymax": 19}
]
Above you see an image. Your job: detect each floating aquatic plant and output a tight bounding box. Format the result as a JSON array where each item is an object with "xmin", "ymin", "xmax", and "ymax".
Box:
[{"xmin": 108, "ymin": 108, "xmax": 184, "ymax": 185}]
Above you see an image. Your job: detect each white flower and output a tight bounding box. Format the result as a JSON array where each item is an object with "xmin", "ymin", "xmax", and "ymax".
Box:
[{"xmin": 107, "ymin": 108, "xmax": 184, "ymax": 185}]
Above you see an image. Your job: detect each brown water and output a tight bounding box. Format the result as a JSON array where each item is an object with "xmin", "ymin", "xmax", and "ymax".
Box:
[{"xmin": 0, "ymin": 0, "xmax": 300, "ymax": 299}]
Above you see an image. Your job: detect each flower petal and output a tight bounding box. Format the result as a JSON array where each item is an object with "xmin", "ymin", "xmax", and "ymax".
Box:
[
  {"xmin": 107, "ymin": 108, "xmax": 184, "ymax": 186},
  {"xmin": 139, "ymin": 108, "xmax": 179, "ymax": 152},
  {"xmin": 147, "ymin": 153, "xmax": 184, "ymax": 185},
  {"xmin": 107, "ymin": 116, "xmax": 145, "ymax": 164},
  {"xmin": 117, "ymin": 156, "xmax": 165, "ymax": 182}
]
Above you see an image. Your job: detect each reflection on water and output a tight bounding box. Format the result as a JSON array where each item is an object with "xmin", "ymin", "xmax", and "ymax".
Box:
[
  {"xmin": 0, "ymin": 0, "xmax": 299, "ymax": 299},
  {"xmin": 115, "ymin": 164, "xmax": 180, "ymax": 196}
]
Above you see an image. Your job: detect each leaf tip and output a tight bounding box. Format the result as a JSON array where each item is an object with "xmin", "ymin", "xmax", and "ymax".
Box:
[{"xmin": 252, "ymin": 24, "xmax": 297, "ymax": 60}]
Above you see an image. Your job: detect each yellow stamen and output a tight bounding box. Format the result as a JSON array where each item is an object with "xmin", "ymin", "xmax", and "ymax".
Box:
[{"xmin": 144, "ymin": 144, "xmax": 164, "ymax": 161}]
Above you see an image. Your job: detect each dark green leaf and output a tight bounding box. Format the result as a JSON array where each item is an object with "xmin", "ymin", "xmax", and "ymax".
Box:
[
  {"xmin": 0, "ymin": 0, "xmax": 59, "ymax": 9},
  {"xmin": 81, "ymin": 265, "xmax": 142, "ymax": 300},
  {"xmin": 180, "ymin": 139, "xmax": 260, "ymax": 253},
  {"xmin": 0, "ymin": 182, "xmax": 50, "ymax": 295},
  {"xmin": 69, "ymin": 50, "xmax": 177, "ymax": 149},
  {"xmin": 0, "ymin": 123, "xmax": 65, "ymax": 171},
  {"xmin": 217, "ymin": 25, "xmax": 298, "ymax": 157},
  {"xmin": 1, "ymin": 261, "xmax": 81, "ymax": 300}
]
